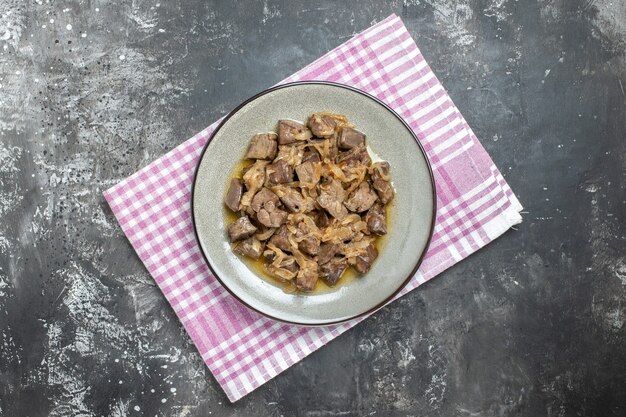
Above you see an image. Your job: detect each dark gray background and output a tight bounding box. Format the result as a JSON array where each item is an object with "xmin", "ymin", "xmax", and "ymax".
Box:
[{"xmin": 1, "ymin": 0, "xmax": 625, "ymax": 416}]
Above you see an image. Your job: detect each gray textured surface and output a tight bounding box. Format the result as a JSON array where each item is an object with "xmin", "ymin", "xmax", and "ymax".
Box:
[{"xmin": 0, "ymin": 0, "xmax": 624, "ymax": 416}]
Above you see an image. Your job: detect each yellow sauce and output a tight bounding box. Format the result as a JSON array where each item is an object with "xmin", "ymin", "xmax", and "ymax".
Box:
[{"xmin": 224, "ymin": 152, "xmax": 394, "ymax": 295}]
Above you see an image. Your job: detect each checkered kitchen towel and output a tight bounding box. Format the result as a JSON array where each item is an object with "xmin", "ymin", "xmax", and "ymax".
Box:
[{"xmin": 104, "ymin": 14, "xmax": 523, "ymax": 402}]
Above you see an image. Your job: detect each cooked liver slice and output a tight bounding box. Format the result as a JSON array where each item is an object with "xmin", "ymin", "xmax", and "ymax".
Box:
[
  {"xmin": 344, "ymin": 181, "xmax": 378, "ymax": 213},
  {"xmin": 272, "ymin": 185, "xmax": 315, "ymax": 213},
  {"xmin": 227, "ymin": 216, "xmax": 257, "ymax": 242},
  {"xmin": 256, "ymin": 201, "xmax": 288, "ymax": 228},
  {"xmin": 315, "ymin": 210, "xmax": 330, "ymax": 228},
  {"xmin": 245, "ymin": 133, "xmax": 278, "ymax": 160},
  {"xmin": 266, "ymin": 159, "xmax": 293, "ymax": 185},
  {"xmin": 354, "ymin": 243, "xmax": 378, "ymax": 273},
  {"xmin": 268, "ymin": 225, "xmax": 291, "ymax": 252},
  {"xmin": 320, "ymin": 257, "xmax": 349, "ymax": 286},
  {"xmin": 370, "ymin": 162, "xmax": 394, "ymax": 204},
  {"xmin": 250, "ymin": 187, "xmax": 279, "ymax": 213},
  {"xmin": 307, "ymin": 113, "xmax": 336, "ymax": 138},
  {"xmin": 296, "ymin": 262, "xmax": 318, "ymax": 291},
  {"xmin": 317, "ymin": 178, "xmax": 348, "ymax": 220},
  {"xmin": 234, "ymin": 237, "xmax": 264, "ymax": 259},
  {"xmin": 317, "ymin": 243, "xmax": 338, "ymax": 265},
  {"xmin": 224, "ymin": 178, "xmax": 244, "ymax": 212},
  {"xmin": 335, "ymin": 144, "xmax": 372, "ymax": 168},
  {"xmin": 364, "ymin": 202, "xmax": 387, "ymax": 235},
  {"xmin": 298, "ymin": 236, "xmax": 320, "ymax": 256},
  {"xmin": 302, "ymin": 149, "xmax": 321, "ymax": 164},
  {"xmin": 278, "ymin": 120, "xmax": 312, "ymax": 145},
  {"xmin": 295, "ymin": 161, "xmax": 321, "ymax": 184},
  {"xmin": 374, "ymin": 179, "xmax": 394, "ymax": 204},
  {"xmin": 338, "ymin": 127, "xmax": 365, "ymax": 150}
]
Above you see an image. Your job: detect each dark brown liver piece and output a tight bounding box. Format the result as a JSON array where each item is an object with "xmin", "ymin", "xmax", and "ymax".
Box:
[
  {"xmin": 245, "ymin": 133, "xmax": 278, "ymax": 160},
  {"xmin": 364, "ymin": 202, "xmax": 387, "ymax": 235},
  {"xmin": 298, "ymin": 236, "xmax": 320, "ymax": 256},
  {"xmin": 266, "ymin": 159, "xmax": 293, "ymax": 185},
  {"xmin": 354, "ymin": 243, "xmax": 378, "ymax": 273},
  {"xmin": 307, "ymin": 113, "xmax": 336, "ymax": 138},
  {"xmin": 256, "ymin": 201, "xmax": 289, "ymax": 228},
  {"xmin": 344, "ymin": 181, "xmax": 378, "ymax": 213},
  {"xmin": 296, "ymin": 263, "xmax": 318, "ymax": 291},
  {"xmin": 335, "ymin": 144, "xmax": 372, "ymax": 168},
  {"xmin": 224, "ymin": 178, "xmax": 244, "ymax": 212},
  {"xmin": 227, "ymin": 216, "xmax": 257, "ymax": 242},
  {"xmin": 320, "ymin": 257, "xmax": 349, "ymax": 286},
  {"xmin": 317, "ymin": 243, "xmax": 338, "ymax": 265},
  {"xmin": 315, "ymin": 209, "xmax": 330, "ymax": 228},
  {"xmin": 317, "ymin": 178, "xmax": 348, "ymax": 220},
  {"xmin": 370, "ymin": 162, "xmax": 394, "ymax": 204},
  {"xmin": 273, "ymin": 185, "xmax": 314, "ymax": 213},
  {"xmin": 250, "ymin": 187, "xmax": 279, "ymax": 213},
  {"xmin": 278, "ymin": 120, "xmax": 312, "ymax": 145},
  {"xmin": 302, "ymin": 149, "xmax": 321, "ymax": 164},
  {"xmin": 268, "ymin": 225, "xmax": 291, "ymax": 252},
  {"xmin": 295, "ymin": 161, "xmax": 321, "ymax": 184},
  {"xmin": 338, "ymin": 127, "xmax": 365, "ymax": 150},
  {"xmin": 233, "ymin": 237, "xmax": 264, "ymax": 259}
]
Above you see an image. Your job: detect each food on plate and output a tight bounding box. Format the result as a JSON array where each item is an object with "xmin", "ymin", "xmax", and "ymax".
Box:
[{"xmin": 224, "ymin": 113, "xmax": 394, "ymax": 292}]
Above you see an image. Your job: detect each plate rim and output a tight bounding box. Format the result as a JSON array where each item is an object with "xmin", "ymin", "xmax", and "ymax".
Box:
[{"xmin": 191, "ymin": 80, "xmax": 437, "ymax": 326}]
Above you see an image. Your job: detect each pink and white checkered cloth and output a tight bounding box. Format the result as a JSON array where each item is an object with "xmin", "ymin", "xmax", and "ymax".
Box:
[{"xmin": 104, "ymin": 14, "xmax": 522, "ymax": 402}]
